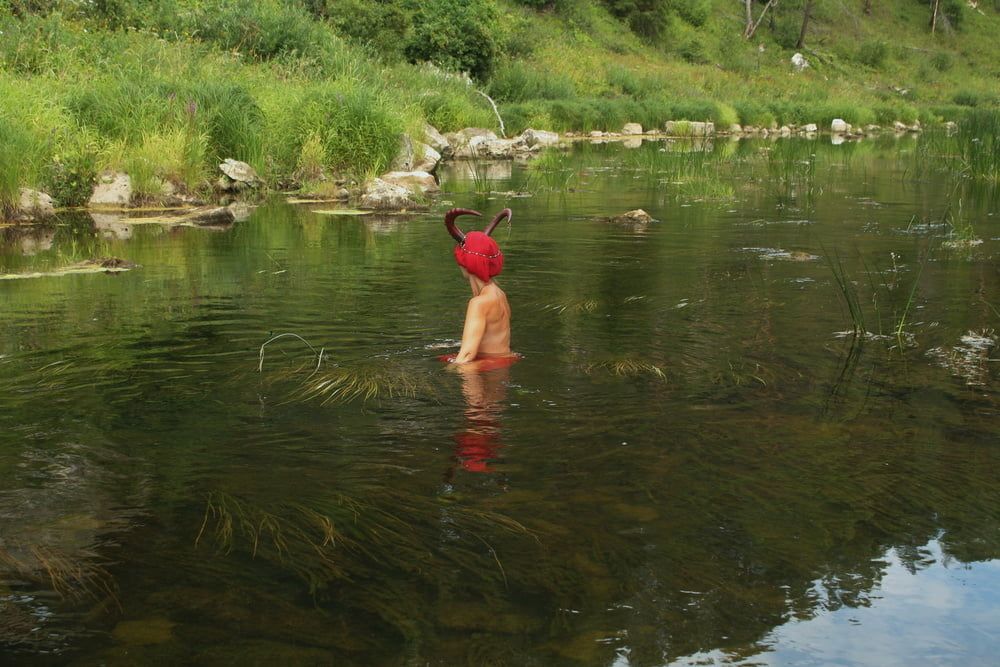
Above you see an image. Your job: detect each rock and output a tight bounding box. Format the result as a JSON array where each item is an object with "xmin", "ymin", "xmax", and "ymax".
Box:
[
  {"xmin": 779, "ymin": 126, "xmax": 791, "ymax": 137},
  {"xmin": 359, "ymin": 178, "xmax": 422, "ymax": 210},
  {"xmin": 475, "ymin": 137, "xmax": 530, "ymax": 158},
  {"xmin": 219, "ymin": 159, "xmax": 260, "ymax": 185},
  {"xmin": 664, "ymin": 121, "xmax": 714, "ymax": 136},
  {"xmin": 379, "ymin": 170, "xmax": 439, "ymax": 194},
  {"xmin": 622, "ymin": 137, "xmax": 642, "ymax": 149},
  {"xmin": 16, "ymin": 188, "xmax": 55, "ymax": 220},
  {"xmin": 588, "ymin": 130, "xmax": 604, "ymax": 138},
  {"xmin": 336, "ymin": 188, "xmax": 350, "ymax": 200},
  {"xmin": 621, "ymin": 123, "xmax": 643, "ymax": 135},
  {"xmin": 413, "ymin": 143, "xmax": 441, "ymax": 172},
  {"xmin": 908, "ymin": 122, "xmax": 921, "ymax": 133},
  {"xmin": 644, "ymin": 129, "xmax": 659, "ymax": 135},
  {"xmin": 95, "ymin": 257, "xmax": 139, "ymax": 270},
  {"xmin": 728, "ymin": 124, "xmax": 743, "ymax": 134},
  {"xmin": 610, "ymin": 209, "xmax": 654, "ymax": 225},
  {"xmin": 91, "ymin": 213, "xmax": 132, "ymax": 240},
  {"xmin": 188, "ymin": 206, "xmax": 237, "ymax": 226},
  {"xmin": 423, "ymin": 123, "xmax": 451, "ymax": 156},
  {"xmin": 802, "ymin": 123, "xmax": 818, "ymax": 133},
  {"xmin": 893, "ymin": 120, "xmax": 908, "ymax": 132},
  {"xmin": 831, "ymin": 118, "xmax": 851, "ymax": 133},
  {"xmin": 791, "ymin": 52, "xmax": 810, "ymax": 71},
  {"xmin": 519, "ymin": 128, "xmax": 560, "ymax": 148},
  {"xmin": 391, "ymin": 137, "xmax": 441, "ymax": 173},
  {"xmin": 89, "ymin": 172, "xmax": 132, "ymax": 208},
  {"xmin": 227, "ymin": 202, "xmax": 254, "ymax": 223},
  {"xmin": 864, "ymin": 124, "xmax": 881, "ymax": 133}
]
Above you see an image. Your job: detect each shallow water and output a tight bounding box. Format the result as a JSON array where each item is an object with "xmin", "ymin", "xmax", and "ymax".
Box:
[{"xmin": 1, "ymin": 136, "xmax": 999, "ymax": 665}]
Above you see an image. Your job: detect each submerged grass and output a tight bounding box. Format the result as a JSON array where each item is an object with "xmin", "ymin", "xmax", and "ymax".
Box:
[{"xmin": 0, "ymin": 543, "xmax": 118, "ymax": 606}]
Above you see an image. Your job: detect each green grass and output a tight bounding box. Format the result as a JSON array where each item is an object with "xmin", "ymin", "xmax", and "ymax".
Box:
[{"xmin": 0, "ymin": 0, "xmax": 998, "ymax": 212}]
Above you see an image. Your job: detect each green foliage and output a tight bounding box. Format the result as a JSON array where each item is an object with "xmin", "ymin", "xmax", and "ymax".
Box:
[
  {"xmin": 953, "ymin": 90, "xmax": 998, "ymax": 108},
  {"xmin": 322, "ymin": 0, "xmax": 409, "ymax": 59},
  {"xmin": 669, "ymin": 0, "xmax": 710, "ymax": 27},
  {"xmin": 931, "ymin": 52, "xmax": 953, "ymax": 72},
  {"xmin": 489, "ymin": 62, "xmax": 577, "ymax": 102},
  {"xmin": 677, "ymin": 35, "xmax": 707, "ymax": 64},
  {"xmin": 857, "ymin": 40, "xmax": 888, "ymax": 68},
  {"xmin": 403, "ymin": 0, "xmax": 501, "ymax": 79}
]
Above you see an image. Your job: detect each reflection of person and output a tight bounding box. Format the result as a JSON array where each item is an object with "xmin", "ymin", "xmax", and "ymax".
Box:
[
  {"xmin": 443, "ymin": 208, "xmax": 515, "ymax": 364},
  {"xmin": 449, "ymin": 364, "xmax": 510, "ymax": 475}
]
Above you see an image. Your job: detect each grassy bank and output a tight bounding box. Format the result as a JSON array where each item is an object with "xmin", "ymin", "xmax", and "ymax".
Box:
[{"xmin": 1, "ymin": 0, "xmax": 998, "ymax": 215}]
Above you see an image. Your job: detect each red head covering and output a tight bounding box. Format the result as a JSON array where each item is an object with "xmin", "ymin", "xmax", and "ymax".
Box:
[
  {"xmin": 445, "ymin": 207, "xmax": 511, "ymax": 283},
  {"xmin": 455, "ymin": 231, "xmax": 503, "ymax": 283}
]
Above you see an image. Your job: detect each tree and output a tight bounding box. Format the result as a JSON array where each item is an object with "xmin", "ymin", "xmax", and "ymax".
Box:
[{"xmin": 796, "ymin": 0, "xmax": 814, "ymax": 48}]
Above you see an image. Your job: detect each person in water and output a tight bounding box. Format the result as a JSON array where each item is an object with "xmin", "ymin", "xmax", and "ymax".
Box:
[{"xmin": 444, "ymin": 207, "xmax": 514, "ymax": 364}]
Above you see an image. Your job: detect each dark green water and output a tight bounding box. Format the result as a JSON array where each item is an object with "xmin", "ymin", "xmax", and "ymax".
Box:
[{"xmin": 1, "ymin": 137, "xmax": 999, "ymax": 666}]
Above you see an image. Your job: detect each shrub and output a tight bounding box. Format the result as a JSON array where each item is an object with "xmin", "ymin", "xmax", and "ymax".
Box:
[
  {"xmin": 677, "ymin": 36, "xmax": 707, "ymax": 64},
  {"xmin": 734, "ymin": 101, "xmax": 776, "ymax": 128},
  {"xmin": 857, "ymin": 40, "xmax": 888, "ymax": 68},
  {"xmin": 931, "ymin": 52, "xmax": 953, "ymax": 72},
  {"xmin": 669, "ymin": 0, "xmax": 710, "ymax": 27},
  {"xmin": 323, "ymin": 0, "xmax": 409, "ymax": 59},
  {"xmin": 489, "ymin": 62, "xmax": 577, "ymax": 102},
  {"xmin": 953, "ymin": 90, "xmax": 996, "ymax": 107},
  {"xmin": 404, "ymin": 0, "xmax": 501, "ymax": 80}
]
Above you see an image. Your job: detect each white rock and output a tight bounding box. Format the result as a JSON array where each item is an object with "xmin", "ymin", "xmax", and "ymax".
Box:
[
  {"xmin": 831, "ymin": 118, "xmax": 851, "ymax": 133},
  {"xmin": 791, "ymin": 52, "xmax": 810, "ymax": 71},
  {"xmin": 89, "ymin": 172, "xmax": 132, "ymax": 208},
  {"xmin": 728, "ymin": 124, "xmax": 743, "ymax": 134},
  {"xmin": 413, "ymin": 143, "xmax": 441, "ymax": 172},
  {"xmin": 423, "ymin": 123, "xmax": 450, "ymax": 155},
  {"xmin": 520, "ymin": 128, "xmax": 560, "ymax": 147},
  {"xmin": 893, "ymin": 121, "xmax": 908, "ymax": 132},
  {"xmin": 779, "ymin": 126, "xmax": 792, "ymax": 137},
  {"xmin": 379, "ymin": 170, "xmax": 439, "ymax": 194},
  {"xmin": 17, "ymin": 188, "xmax": 55, "ymax": 219},
  {"xmin": 802, "ymin": 123, "xmax": 818, "ymax": 133},
  {"xmin": 360, "ymin": 178, "xmax": 421, "ymax": 210},
  {"xmin": 621, "ymin": 123, "xmax": 643, "ymax": 135},
  {"xmin": 219, "ymin": 159, "xmax": 260, "ymax": 184}
]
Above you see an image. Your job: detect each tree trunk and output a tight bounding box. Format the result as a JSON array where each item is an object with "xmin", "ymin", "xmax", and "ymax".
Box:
[
  {"xmin": 745, "ymin": 0, "xmax": 779, "ymax": 39},
  {"xmin": 930, "ymin": 0, "xmax": 940, "ymax": 32},
  {"xmin": 745, "ymin": 0, "xmax": 753, "ymax": 34},
  {"xmin": 796, "ymin": 0, "xmax": 814, "ymax": 49}
]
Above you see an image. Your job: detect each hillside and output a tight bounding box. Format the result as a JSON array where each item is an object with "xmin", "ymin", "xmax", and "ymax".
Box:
[{"xmin": 1, "ymin": 0, "xmax": 998, "ymax": 215}]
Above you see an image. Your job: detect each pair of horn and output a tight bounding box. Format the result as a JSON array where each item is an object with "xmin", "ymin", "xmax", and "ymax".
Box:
[{"xmin": 445, "ymin": 208, "xmax": 512, "ymax": 243}]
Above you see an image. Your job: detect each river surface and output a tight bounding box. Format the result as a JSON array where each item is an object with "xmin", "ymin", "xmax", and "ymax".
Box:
[{"xmin": 1, "ymin": 136, "xmax": 999, "ymax": 665}]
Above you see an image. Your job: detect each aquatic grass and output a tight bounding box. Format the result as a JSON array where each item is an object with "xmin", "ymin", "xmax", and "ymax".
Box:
[
  {"xmin": 825, "ymin": 248, "xmax": 867, "ymax": 337},
  {"xmin": 0, "ymin": 543, "xmax": 119, "ymax": 605},
  {"xmin": 196, "ymin": 489, "xmax": 535, "ymax": 594},
  {"xmin": 542, "ymin": 298, "xmax": 599, "ymax": 315},
  {"xmin": 585, "ymin": 357, "xmax": 667, "ymax": 380},
  {"xmin": 296, "ymin": 360, "xmax": 435, "ymax": 405}
]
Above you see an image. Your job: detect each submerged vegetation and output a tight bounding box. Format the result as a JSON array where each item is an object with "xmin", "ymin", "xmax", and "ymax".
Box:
[{"xmin": 1, "ymin": 0, "xmax": 998, "ymax": 214}]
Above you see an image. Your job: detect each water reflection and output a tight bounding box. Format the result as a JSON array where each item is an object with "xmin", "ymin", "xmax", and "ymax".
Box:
[{"xmin": 447, "ymin": 362, "xmax": 512, "ymax": 477}]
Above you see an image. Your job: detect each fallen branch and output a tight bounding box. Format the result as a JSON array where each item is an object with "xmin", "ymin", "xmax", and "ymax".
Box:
[
  {"xmin": 476, "ymin": 90, "xmax": 506, "ymax": 138},
  {"xmin": 258, "ymin": 333, "xmax": 321, "ymax": 372}
]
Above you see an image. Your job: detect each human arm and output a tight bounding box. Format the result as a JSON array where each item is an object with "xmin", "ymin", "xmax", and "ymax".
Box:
[{"xmin": 452, "ymin": 298, "xmax": 487, "ymax": 364}]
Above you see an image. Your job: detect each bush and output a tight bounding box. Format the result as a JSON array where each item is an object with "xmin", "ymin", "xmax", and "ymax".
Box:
[
  {"xmin": 404, "ymin": 0, "xmax": 501, "ymax": 80},
  {"xmin": 677, "ymin": 36, "xmax": 707, "ymax": 64},
  {"xmin": 489, "ymin": 62, "xmax": 577, "ymax": 102},
  {"xmin": 857, "ymin": 40, "xmax": 888, "ymax": 68},
  {"xmin": 323, "ymin": 0, "xmax": 409, "ymax": 59},
  {"xmin": 734, "ymin": 101, "xmax": 776, "ymax": 128},
  {"xmin": 953, "ymin": 90, "xmax": 997, "ymax": 107},
  {"xmin": 931, "ymin": 52, "xmax": 953, "ymax": 72},
  {"xmin": 669, "ymin": 0, "xmax": 709, "ymax": 27}
]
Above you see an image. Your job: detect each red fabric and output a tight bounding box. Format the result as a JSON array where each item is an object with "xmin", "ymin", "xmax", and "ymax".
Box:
[
  {"xmin": 454, "ymin": 231, "xmax": 503, "ymax": 283},
  {"xmin": 453, "ymin": 432, "xmax": 499, "ymax": 473},
  {"xmin": 437, "ymin": 354, "xmax": 520, "ymax": 371}
]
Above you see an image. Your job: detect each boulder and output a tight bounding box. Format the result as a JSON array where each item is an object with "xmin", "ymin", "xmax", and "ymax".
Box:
[
  {"xmin": 802, "ymin": 123, "xmax": 818, "ymax": 133},
  {"xmin": 610, "ymin": 209, "xmax": 654, "ymax": 225},
  {"xmin": 791, "ymin": 52, "xmax": 810, "ymax": 71},
  {"xmin": 219, "ymin": 159, "xmax": 260, "ymax": 185},
  {"xmin": 893, "ymin": 120, "xmax": 908, "ymax": 132},
  {"xmin": 89, "ymin": 172, "xmax": 133, "ymax": 208},
  {"xmin": 944, "ymin": 120, "xmax": 958, "ymax": 133},
  {"xmin": 728, "ymin": 124, "xmax": 743, "ymax": 134},
  {"xmin": 589, "ymin": 131, "xmax": 604, "ymax": 138},
  {"xmin": 664, "ymin": 121, "xmax": 714, "ymax": 136},
  {"xmin": 864, "ymin": 124, "xmax": 881, "ymax": 133},
  {"xmin": 392, "ymin": 136, "xmax": 441, "ymax": 173},
  {"xmin": 360, "ymin": 178, "xmax": 422, "ymax": 210},
  {"xmin": 447, "ymin": 128, "xmax": 500, "ymax": 158},
  {"xmin": 831, "ymin": 118, "xmax": 851, "ymax": 133},
  {"xmin": 423, "ymin": 123, "xmax": 451, "ymax": 156},
  {"xmin": 186, "ymin": 206, "xmax": 237, "ymax": 227},
  {"xmin": 379, "ymin": 170, "xmax": 439, "ymax": 194},
  {"xmin": 91, "ymin": 213, "xmax": 132, "ymax": 240},
  {"xmin": 520, "ymin": 128, "xmax": 560, "ymax": 147},
  {"xmin": 621, "ymin": 123, "xmax": 643, "ymax": 135},
  {"xmin": 16, "ymin": 188, "xmax": 55, "ymax": 220}
]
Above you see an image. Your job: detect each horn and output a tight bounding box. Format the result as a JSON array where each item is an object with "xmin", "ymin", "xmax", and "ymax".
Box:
[
  {"xmin": 444, "ymin": 208, "xmax": 481, "ymax": 243},
  {"xmin": 484, "ymin": 208, "xmax": 512, "ymax": 236}
]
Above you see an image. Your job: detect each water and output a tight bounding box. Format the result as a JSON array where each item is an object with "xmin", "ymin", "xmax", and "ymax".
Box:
[{"xmin": 1, "ymin": 136, "xmax": 998, "ymax": 665}]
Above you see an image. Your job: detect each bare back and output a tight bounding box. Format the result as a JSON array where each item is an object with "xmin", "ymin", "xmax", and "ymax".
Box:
[{"xmin": 453, "ymin": 281, "xmax": 511, "ymax": 363}]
